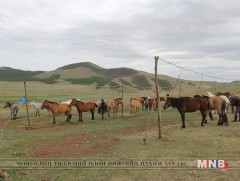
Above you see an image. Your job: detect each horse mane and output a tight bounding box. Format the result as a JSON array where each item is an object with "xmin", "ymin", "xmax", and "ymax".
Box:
[
  {"xmin": 169, "ymin": 97, "xmax": 191, "ymax": 108},
  {"xmin": 114, "ymin": 98, "xmax": 122, "ymax": 101},
  {"xmin": 72, "ymin": 99, "xmax": 84, "ymax": 104},
  {"xmin": 45, "ymin": 100, "xmax": 59, "ymax": 105}
]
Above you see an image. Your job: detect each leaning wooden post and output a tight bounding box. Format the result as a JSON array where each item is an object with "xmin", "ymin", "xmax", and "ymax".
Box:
[
  {"xmin": 155, "ymin": 56, "xmax": 162, "ymax": 139},
  {"xmin": 121, "ymin": 84, "xmax": 124, "ymax": 118},
  {"xmin": 24, "ymin": 81, "xmax": 31, "ymax": 129}
]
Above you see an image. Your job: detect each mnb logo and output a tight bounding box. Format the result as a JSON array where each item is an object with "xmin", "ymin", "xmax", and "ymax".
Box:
[{"xmin": 197, "ymin": 160, "xmax": 228, "ymax": 171}]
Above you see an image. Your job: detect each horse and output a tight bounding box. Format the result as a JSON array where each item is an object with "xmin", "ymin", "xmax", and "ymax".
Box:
[
  {"xmin": 163, "ymin": 97, "xmax": 210, "ymax": 128},
  {"xmin": 70, "ymin": 99, "xmax": 98, "ymax": 122},
  {"xmin": 207, "ymin": 96, "xmax": 228, "ymax": 125},
  {"xmin": 205, "ymin": 92, "xmax": 229, "ymax": 125},
  {"xmin": 28, "ymin": 101, "xmax": 50, "ymax": 117},
  {"xmin": 215, "ymin": 92, "xmax": 233, "ymax": 113},
  {"xmin": 129, "ymin": 98, "xmax": 142, "ymax": 117},
  {"xmin": 107, "ymin": 98, "xmax": 123, "ymax": 117},
  {"xmin": 3, "ymin": 102, "xmax": 19, "ymax": 120},
  {"xmin": 41, "ymin": 100, "xmax": 72, "ymax": 124},
  {"xmin": 230, "ymin": 96, "xmax": 240, "ymax": 122},
  {"xmin": 135, "ymin": 97, "xmax": 147, "ymax": 111}
]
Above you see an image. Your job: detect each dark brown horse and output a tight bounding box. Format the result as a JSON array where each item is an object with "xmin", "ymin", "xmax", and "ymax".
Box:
[
  {"xmin": 70, "ymin": 99, "xmax": 98, "ymax": 122},
  {"xmin": 41, "ymin": 100, "xmax": 72, "ymax": 124},
  {"xmin": 163, "ymin": 97, "xmax": 210, "ymax": 128}
]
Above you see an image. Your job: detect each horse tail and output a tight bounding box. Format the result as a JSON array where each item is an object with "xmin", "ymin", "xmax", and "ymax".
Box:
[
  {"xmin": 221, "ymin": 100, "xmax": 227, "ymax": 113},
  {"xmin": 221, "ymin": 100, "xmax": 228, "ymax": 125},
  {"xmin": 94, "ymin": 103, "xmax": 98, "ymax": 107},
  {"xmin": 209, "ymin": 111, "xmax": 214, "ymax": 121}
]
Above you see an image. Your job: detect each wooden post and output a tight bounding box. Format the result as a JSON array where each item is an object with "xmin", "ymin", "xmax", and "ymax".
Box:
[
  {"xmin": 121, "ymin": 84, "xmax": 124, "ymax": 118},
  {"xmin": 154, "ymin": 56, "xmax": 161, "ymax": 139},
  {"xmin": 24, "ymin": 81, "xmax": 31, "ymax": 129}
]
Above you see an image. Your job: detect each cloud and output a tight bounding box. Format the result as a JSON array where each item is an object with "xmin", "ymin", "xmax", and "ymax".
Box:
[{"xmin": 0, "ymin": 0, "xmax": 239, "ymax": 81}]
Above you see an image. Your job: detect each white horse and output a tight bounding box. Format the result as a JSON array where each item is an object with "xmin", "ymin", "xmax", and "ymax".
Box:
[{"xmin": 28, "ymin": 101, "xmax": 50, "ymax": 117}]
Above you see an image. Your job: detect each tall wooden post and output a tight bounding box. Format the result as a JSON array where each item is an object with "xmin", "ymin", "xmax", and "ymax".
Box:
[
  {"xmin": 154, "ymin": 56, "xmax": 161, "ymax": 139},
  {"xmin": 24, "ymin": 81, "xmax": 31, "ymax": 129}
]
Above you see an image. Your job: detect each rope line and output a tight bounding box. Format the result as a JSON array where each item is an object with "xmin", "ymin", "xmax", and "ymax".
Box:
[
  {"xmin": 171, "ymin": 68, "xmax": 183, "ymax": 96},
  {"xmin": 1, "ymin": 118, "xmax": 11, "ymax": 131},
  {"xmin": 196, "ymin": 74, "xmax": 204, "ymax": 94},
  {"xmin": 159, "ymin": 58, "xmax": 230, "ymax": 81}
]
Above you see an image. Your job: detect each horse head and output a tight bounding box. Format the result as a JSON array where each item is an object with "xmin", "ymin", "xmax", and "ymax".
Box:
[
  {"xmin": 3, "ymin": 102, "xmax": 12, "ymax": 108},
  {"xmin": 163, "ymin": 98, "xmax": 172, "ymax": 110},
  {"xmin": 41, "ymin": 100, "xmax": 49, "ymax": 109}
]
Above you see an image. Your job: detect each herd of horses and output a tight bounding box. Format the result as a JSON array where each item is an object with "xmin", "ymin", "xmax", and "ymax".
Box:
[{"xmin": 3, "ymin": 91, "xmax": 240, "ymax": 128}]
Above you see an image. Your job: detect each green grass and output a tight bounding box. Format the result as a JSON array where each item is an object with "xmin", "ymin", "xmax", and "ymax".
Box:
[{"xmin": 0, "ymin": 81, "xmax": 240, "ymax": 180}]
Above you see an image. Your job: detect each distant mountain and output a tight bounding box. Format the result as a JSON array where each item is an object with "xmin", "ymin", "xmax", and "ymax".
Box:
[
  {"xmin": 0, "ymin": 67, "xmax": 45, "ymax": 82},
  {"xmin": 0, "ymin": 62, "xmax": 238, "ymax": 94}
]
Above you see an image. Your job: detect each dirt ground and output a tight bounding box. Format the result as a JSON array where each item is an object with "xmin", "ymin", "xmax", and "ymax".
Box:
[{"xmin": 28, "ymin": 132, "xmax": 120, "ymax": 158}]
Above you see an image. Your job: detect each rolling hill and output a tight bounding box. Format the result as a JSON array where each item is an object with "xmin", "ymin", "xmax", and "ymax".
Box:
[{"xmin": 0, "ymin": 62, "xmax": 239, "ymax": 94}]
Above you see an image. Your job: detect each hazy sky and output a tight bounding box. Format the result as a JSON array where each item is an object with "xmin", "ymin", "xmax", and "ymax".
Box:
[{"xmin": 0, "ymin": 0, "xmax": 239, "ymax": 82}]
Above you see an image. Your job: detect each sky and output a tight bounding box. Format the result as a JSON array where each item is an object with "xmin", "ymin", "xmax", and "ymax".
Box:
[{"xmin": 0, "ymin": 0, "xmax": 240, "ymax": 82}]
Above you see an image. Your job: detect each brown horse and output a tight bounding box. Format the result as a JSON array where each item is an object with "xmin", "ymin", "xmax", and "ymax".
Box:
[
  {"xmin": 207, "ymin": 96, "xmax": 228, "ymax": 125},
  {"xmin": 41, "ymin": 100, "xmax": 72, "ymax": 124},
  {"xmin": 70, "ymin": 99, "xmax": 98, "ymax": 122},
  {"xmin": 129, "ymin": 98, "xmax": 142, "ymax": 117},
  {"xmin": 163, "ymin": 97, "xmax": 210, "ymax": 128},
  {"xmin": 107, "ymin": 98, "xmax": 123, "ymax": 117}
]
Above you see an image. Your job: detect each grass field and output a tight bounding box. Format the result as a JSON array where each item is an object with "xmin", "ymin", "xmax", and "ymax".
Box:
[{"xmin": 0, "ymin": 81, "xmax": 240, "ymax": 180}]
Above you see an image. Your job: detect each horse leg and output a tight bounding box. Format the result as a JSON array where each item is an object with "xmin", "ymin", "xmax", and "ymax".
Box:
[
  {"xmin": 79, "ymin": 112, "xmax": 83, "ymax": 122},
  {"xmin": 53, "ymin": 116, "xmax": 56, "ymax": 124},
  {"xmin": 65, "ymin": 112, "xmax": 70, "ymax": 122},
  {"xmin": 66, "ymin": 113, "xmax": 72, "ymax": 123},
  {"xmin": 200, "ymin": 110, "xmax": 207, "ymax": 127},
  {"xmin": 223, "ymin": 113, "xmax": 228, "ymax": 126},
  {"xmin": 180, "ymin": 111, "xmax": 185, "ymax": 128},
  {"xmin": 91, "ymin": 110, "xmax": 95, "ymax": 120},
  {"xmin": 217, "ymin": 109, "xmax": 223, "ymax": 125}
]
